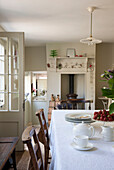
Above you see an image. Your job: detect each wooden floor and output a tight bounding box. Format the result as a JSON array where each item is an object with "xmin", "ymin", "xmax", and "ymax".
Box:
[
  {"xmin": 8, "ymin": 151, "xmax": 29, "ymax": 170},
  {"xmin": 15, "ymin": 150, "xmax": 50, "ymax": 170},
  {"xmin": 16, "ymin": 151, "xmax": 25, "ymax": 164}
]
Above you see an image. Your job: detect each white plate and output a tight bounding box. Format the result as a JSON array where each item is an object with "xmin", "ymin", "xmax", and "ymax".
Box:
[
  {"xmin": 71, "ymin": 142, "xmax": 94, "ymax": 151},
  {"xmin": 65, "ymin": 113, "xmax": 92, "ymax": 121},
  {"xmin": 65, "ymin": 117, "xmax": 95, "ymax": 124}
]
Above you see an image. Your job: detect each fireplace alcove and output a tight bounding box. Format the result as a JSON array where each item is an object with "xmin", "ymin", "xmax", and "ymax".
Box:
[{"xmin": 61, "ymin": 74, "xmax": 85, "ymax": 100}]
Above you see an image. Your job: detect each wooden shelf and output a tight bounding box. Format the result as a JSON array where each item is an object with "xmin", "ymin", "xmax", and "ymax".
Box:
[
  {"xmin": 47, "ymin": 56, "xmax": 90, "ymax": 72},
  {"xmin": 49, "ymin": 57, "xmax": 88, "ymax": 59}
]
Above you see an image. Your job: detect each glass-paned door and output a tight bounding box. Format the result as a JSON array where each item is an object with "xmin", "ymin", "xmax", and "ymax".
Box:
[
  {"xmin": 0, "ymin": 37, "xmax": 19, "ymax": 111},
  {"xmin": 0, "ymin": 32, "xmax": 24, "ymax": 151}
]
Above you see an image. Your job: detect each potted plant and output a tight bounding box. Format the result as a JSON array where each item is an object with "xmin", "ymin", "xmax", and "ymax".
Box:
[
  {"xmin": 50, "ymin": 50, "xmax": 57, "ymax": 57},
  {"xmin": 101, "ymin": 69, "xmax": 114, "ymax": 114}
]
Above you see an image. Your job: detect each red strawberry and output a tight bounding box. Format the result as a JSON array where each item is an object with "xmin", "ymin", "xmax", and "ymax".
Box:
[
  {"xmin": 99, "ymin": 110, "xmax": 102, "ymax": 114},
  {"xmin": 100, "ymin": 117, "xmax": 103, "ymax": 121},
  {"xmin": 109, "ymin": 117, "xmax": 113, "ymax": 121},
  {"xmin": 102, "ymin": 110, "xmax": 105, "ymax": 115},
  {"xmin": 103, "ymin": 117, "xmax": 107, "ymax": 121},
  {"xmin": 111, "ymin": 114, "xmax": 114, "ymax": 119},
  {"xmin": 103, "ymin": 109, "xmax": 106, "ymax": 113},
  {"xmin": 94, "ymin": 112, "xmax": 98, "ymax": 115},
  {"xmin": 93, "ymin": 115, "xmax": 97, "ymax": 119}
]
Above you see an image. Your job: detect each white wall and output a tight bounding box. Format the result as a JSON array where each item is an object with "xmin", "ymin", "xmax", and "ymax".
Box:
[
  {"xmin": 46, "ymin": 43, "xmax": 95, "ymax": 58},
  {"xmin": 96, "ymin": 43, "xmax": 114, "ymax": 109},
  {"xmin": 25, "ymin": 72, "xmax": 32, "ymax": 126},
  {"xmin": 47, "ymin": 71, "xmax": 61, "ymax": 101},
  {"xmin": 25, "ymin": 46, "xmax": 46, "ymax": 71},
  {"xmin": 74, "ymin": 74, "xmax": 85, "ymax": 98}
]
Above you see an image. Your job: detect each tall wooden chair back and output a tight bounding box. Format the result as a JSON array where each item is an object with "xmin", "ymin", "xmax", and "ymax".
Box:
[
  {"xmin": 22, "ymin": 126, "xmax": 44, "ymax": 170},
  {"xmin": 36, "ymin": 109, "xmax": 49, "ymax": 170}
]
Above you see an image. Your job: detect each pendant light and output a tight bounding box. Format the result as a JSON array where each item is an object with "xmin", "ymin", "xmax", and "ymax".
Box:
[{"xmin": 80, "ymin": 6, "xmax": 102, "ymax": 45}]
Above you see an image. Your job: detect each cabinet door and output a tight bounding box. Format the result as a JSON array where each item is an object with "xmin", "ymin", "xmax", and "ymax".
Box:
[{"xmin": 0, "ymin": 32, "xmax": 24, "ymax": 151}]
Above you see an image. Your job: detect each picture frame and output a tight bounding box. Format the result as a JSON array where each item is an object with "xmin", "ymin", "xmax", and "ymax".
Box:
[{"xmin": 66, "ymin": 48, "xmax": 76, "ymax": 58}]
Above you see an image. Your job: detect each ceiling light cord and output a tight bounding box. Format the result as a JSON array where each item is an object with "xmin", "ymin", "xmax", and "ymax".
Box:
[{"xmin": 90, "ymin": 12, "xmax": 92, "ymax": 38}]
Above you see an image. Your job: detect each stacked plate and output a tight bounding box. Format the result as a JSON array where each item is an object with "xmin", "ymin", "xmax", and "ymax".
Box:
[{"xmin": 65, "ymin": 113, "xmax": 95, "ymax": 124}]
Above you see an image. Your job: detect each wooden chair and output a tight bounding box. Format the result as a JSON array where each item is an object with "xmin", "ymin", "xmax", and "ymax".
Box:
[
  {"xmin": 36, "ymin": 109, "xmax": 50, "ymax": 170},
  {"xmin": 67, "ymin": 99, "xmax": 93, "ymax": 110},
  {"xmin": 22, "ymin": 126, "xmax": 44, "ymax": 170},
  {"xmin": 57, "ymin": 100, "xmax": 72, "ymax": 109},
  {"xmin": 57, "ymin": 98, "xmax": 85, "ymax": 110}
]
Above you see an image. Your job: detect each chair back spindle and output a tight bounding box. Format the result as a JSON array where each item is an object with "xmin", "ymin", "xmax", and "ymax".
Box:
[{"xmin": 36, "ymin": 109, "xmax": 50, "ymax": 170}]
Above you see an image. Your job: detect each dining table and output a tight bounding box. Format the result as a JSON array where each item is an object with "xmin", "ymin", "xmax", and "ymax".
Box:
[
  {"xmin": 49, "ymin": 110, "xmax": 114, "ymax": 170},
  {"xmin": 0, "ymin": 137, "xmax": 19, "ymax": 170}
]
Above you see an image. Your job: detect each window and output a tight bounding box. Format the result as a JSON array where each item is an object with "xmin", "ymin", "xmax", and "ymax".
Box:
[{"xmin": 0, "ymin": 43, "xmax": 5, "ymax": 108}]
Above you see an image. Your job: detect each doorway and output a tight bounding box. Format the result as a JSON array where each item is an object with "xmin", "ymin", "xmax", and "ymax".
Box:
[{"xmin": 24, "ymin": 71, "xmax": 47, "ymax": 126}]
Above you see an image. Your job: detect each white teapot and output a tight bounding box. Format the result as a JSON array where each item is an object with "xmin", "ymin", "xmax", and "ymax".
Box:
[{"xmin": 73, "ymin": 121, "xmax": 95, "ymax": 138}]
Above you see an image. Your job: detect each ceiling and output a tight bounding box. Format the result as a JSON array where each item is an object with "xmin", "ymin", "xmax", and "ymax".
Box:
[{"xmin": 0, "ymin": 0, "xmax": 114, "ymax": 46}]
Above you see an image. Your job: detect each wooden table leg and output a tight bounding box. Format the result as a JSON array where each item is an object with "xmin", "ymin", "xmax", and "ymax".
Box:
[{"xmin": 11, "ymin": 149, "xmax": 17, "ymax": 170}]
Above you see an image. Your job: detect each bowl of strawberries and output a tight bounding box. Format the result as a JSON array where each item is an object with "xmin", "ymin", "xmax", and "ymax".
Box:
[{"xmin": 93, "ymin": 110, "xmax": 114, "ymax": 121}]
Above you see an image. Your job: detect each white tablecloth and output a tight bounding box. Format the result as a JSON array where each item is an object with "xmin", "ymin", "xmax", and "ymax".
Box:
[{"xmin": 49, "ymin": 110, "xmax": 114, "ymax": 170}]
